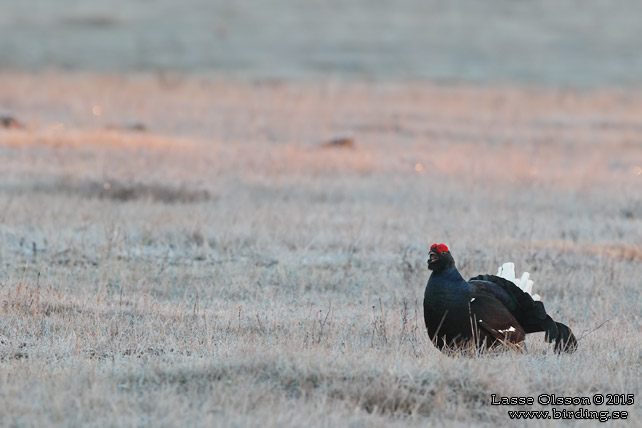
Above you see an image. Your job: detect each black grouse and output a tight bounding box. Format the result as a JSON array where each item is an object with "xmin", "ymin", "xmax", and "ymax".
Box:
[{"xmin": 423, "ymin": 243, "xmax": 577, "ymax": 353}]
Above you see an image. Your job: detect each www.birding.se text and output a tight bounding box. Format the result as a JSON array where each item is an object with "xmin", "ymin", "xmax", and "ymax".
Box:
[{"xmin": 508, "ymin": 408, "xmax": 628, "ymax": 422}]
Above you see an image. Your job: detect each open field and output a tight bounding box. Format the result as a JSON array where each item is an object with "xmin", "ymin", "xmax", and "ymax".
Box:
[
  {"xmin": 0, "ymin": 74, "xmax": 641, "ymax": 426},
  {"xmin": 2, "ymin": 0, "xmax": 642, "ymax": 87}
]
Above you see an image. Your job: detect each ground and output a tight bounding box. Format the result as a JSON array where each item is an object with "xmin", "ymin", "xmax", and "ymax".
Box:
[{"xmin": 0, "ymin": 74, "xmax": 640, "ymax": 426}]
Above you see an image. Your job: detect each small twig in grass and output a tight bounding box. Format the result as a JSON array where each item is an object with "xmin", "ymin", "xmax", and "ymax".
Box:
[
  {"xmin": 317, "ymin": 301, "xmax": 332, "ymax": 344},
  {"xmin": 413, "ymin": 299, "xmax": 418, "ymax": 332},
  {"xmin": 370, "ymin": 297, "xmax": 388, "ymax": 345},
  {"xmin": 256, "ymin": 313, "xmax": 265, "ymax": 334},
  {"xmin": 237, "ymin": 306, "xmax": 242, "ymax": 333},
  {"xmin": 398, "ymin": 298, "xmax": 409, "ymax": 347},
  {"xmin": 577, "ymin": 318, "xmax": 611, "ymax": 341},
  {"xmin": 193, "ymin": 290, "xmax": 199, "ymax": 318}
]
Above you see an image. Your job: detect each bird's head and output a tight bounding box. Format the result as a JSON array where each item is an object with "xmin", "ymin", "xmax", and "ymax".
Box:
[{"xmin": 427, "ymin": 243, "xmax": 455, "ymax": 271}]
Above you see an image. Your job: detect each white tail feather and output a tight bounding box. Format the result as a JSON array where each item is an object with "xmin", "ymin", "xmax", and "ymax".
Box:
[{"xmin": 497, "ymin": 262, "xmax": 541, "ymax": 301}]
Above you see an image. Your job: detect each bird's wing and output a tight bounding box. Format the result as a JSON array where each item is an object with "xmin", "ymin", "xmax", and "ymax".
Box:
[
  {"xmin": 469, "ymin": 275, "xmax": 548, "ymax": 330},
  {"xmin": 468, "ymin": 294, "xmax": 525, "ymax": 345},
  {"xmin": 469, "ymin": 274, "xmax": 577, "ymax": 353}
]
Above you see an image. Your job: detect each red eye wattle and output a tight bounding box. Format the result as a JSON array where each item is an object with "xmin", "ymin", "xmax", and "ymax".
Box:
[{"xmin": 430, "ymin": 243, "xmax": 449, "ymax": 253}]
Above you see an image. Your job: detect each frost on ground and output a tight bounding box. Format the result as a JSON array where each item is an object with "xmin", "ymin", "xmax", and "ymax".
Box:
[{"xmin": 0, "ymin": 75, "xmax": 640, "ymax": 427}]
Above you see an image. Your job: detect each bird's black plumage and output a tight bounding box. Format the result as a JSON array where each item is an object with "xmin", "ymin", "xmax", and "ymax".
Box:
[{"xmin": 423, "ymin": 244, "xmax": 577, "ymax": 353}]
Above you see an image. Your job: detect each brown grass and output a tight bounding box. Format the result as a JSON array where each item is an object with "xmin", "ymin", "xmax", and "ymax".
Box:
[{"xmin": 0, "ymin": 74, "xmax": 640, "ymax": 427}]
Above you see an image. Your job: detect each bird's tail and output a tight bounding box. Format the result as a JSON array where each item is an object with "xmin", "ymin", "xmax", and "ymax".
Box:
[
  {"xmin": 539, "ymin": 316, "xmax": 578, "ymax": 353},
  {"xmin": 497, "ymin": 262, "xmax": 540, "ymax": 301},
  {"xmin": 551, "ymin": 321, "xmax": 578, "ymax": 353},
  {"xmin": 497, "ymin": 262, "xmax": 577, "ymax": 353}
]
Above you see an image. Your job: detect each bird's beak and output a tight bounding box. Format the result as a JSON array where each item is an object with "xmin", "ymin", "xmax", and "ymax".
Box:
[{"xmin": 427, "ymin": 251, "xmax": 439, "ymax": 263}]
